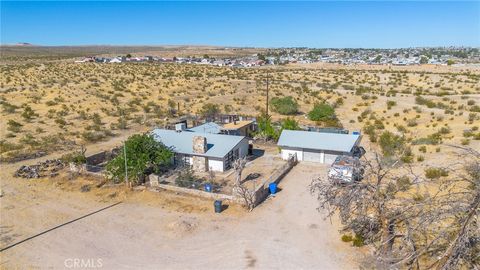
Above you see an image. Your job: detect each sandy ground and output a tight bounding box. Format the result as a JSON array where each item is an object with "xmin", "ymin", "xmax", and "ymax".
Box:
[{"xmin": 0, "ymin": 161, "xmax": 361, "ymax": 269}]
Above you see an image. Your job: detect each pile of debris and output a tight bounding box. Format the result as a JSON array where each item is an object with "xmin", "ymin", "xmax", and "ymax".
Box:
[{"xmin": 15, "ymin": 159, "xmax": 66, "ymax": 179}]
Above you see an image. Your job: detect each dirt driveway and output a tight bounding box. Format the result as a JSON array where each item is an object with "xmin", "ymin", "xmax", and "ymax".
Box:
[{"xmin": 1, "ymin": 162, "xmax": 360, "ymax": 269}]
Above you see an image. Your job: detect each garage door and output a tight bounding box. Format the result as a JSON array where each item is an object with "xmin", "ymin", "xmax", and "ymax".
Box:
[
  {"xmin": 303, "ymin": 150, "xmax": 324, "ymax": 163},
  {"xmin": 324, "ymin": 153, "xmax": 338, "ymax": 164}
]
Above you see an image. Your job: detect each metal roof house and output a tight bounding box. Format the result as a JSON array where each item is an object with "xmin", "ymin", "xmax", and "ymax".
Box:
[
  {"xmin": 277, "ymin": 130, "xmax": 361, "ymax": 164},
  {"xmin": 152, "ymin": 129, "xmax": 249, "ymax": 172}
]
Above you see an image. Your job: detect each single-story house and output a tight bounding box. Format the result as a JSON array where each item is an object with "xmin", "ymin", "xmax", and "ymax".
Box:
[
  {"xmin": 222, "ymin": 120, "xmax": 255, "ymax": 137},
  {"xmin": 277, "ymin": 130, "xmax": 361, "ymax": 164},
  {"xmin": 152, "ymin": 129, "xmax": 249, "ymax": 172}
]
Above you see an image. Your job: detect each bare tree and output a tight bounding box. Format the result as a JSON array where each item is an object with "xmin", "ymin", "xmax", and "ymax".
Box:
[
  {"xmin": 232, "ymin": 157, "xmax": 255, "ymax": 211},
  {"xmin": 430, "ymin": 146, "xmax": 480, "ymax": 270},
  {"xmin": 311, "ymin": 148, "xmax": 479, "ymax": 269},
  {"xmin": 233, "ymin": 157, "xmax": 247, "ymax": 186}
]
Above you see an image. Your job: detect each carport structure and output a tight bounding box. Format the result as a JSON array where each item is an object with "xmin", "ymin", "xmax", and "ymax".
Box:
[{"xmin": 277, "ymin": 130, "xmax": 361, "ymax": 164}]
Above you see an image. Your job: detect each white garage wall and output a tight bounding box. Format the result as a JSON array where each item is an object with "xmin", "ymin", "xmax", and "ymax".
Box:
[
  {"xmin": 208, "ymin": 158, "xmax": 224, "ymax": 172},
  {"xmin": 281, "ymin": 148, "xmax": 303, "ymax": 161},
  {"xmin": 280, "ymin": 147, "xmax": 352, "ymax": 164},
  {"xmin": 303, "ymin": 149, "xmax": 324, "ymax": 163}
]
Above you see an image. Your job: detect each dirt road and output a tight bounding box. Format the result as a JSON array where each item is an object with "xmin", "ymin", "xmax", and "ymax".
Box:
[{"xmin": 1, "ymin": 163, "xmax": 360, "ymax": 269}]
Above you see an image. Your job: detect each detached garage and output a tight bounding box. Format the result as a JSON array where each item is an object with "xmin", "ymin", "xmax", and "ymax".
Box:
[{"xmin": 277, "ymin": 130, "xmax": 361, "ymax": 164}]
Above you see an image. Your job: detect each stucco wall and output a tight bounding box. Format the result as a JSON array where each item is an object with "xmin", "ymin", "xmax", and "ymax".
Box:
[{"xmin": 281, "ymin": 147, "xmax": 303, "ymax": 161}]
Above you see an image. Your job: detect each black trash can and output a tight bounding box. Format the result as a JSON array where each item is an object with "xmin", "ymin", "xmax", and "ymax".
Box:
[{"xmin": 214, "ymin": 200, "xmax": 222, "ymax": 213}]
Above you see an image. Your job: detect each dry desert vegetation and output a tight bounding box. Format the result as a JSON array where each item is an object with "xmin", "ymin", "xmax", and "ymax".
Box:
[
  {"xmin": 1, "ymin": 58, "xmax": 479, "ymax": 162},
  {"xmin": 1, "ymin": 47, "xmax": 480, "ymax": 269}
]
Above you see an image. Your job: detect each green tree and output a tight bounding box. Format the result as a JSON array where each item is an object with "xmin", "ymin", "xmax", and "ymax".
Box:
[
  {"xmin": 106, "ymin": 134, "xmax": 173, "ymax": 184},
  {"xmin": 270, "ymin": 96, "xmax": 299, "ymax": 115},
  {"xmin": 256, "ymin": 113, "xmax": 280, "ymax": 141},
  {"xmin": 447, "ymin": 59, "xmax": 455, "ymax": 66},
  {"xmin": 308, "ymin": 103, "xmax": 335, "ymax": 122},
  {"xmin": 199, "ymin": 103, "xmax": 220, "ymax": 119},
  {"xmin": 420, "ymin": 56, "xmax": 429, "ymax": 64}
]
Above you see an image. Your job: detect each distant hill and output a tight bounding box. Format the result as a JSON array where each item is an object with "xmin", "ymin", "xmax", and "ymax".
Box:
[{"xmin": 14, "ymin": 42, "xmax": 34, "ymax": 47}]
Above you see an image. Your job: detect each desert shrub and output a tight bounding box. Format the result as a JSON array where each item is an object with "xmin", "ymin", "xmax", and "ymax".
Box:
[
  {"xmin": 308, "ymin": 103, "xmax": 335, "ymax": 122},
  {"xmin": 61, "ymin": 148, "xmax": 87, "ymax": 165},
  {"xmin": 363, "ymin": 124, "xmax": 377, "ymax": 142},
  {"xmin": 386, "ymin": 100, "xmax": 396, "ymax": 109},
  {"xmin": 461, "ymin": 139, "xmax": 470, "ymax": 145},
  {"xmin": 400, "ymin": 147, "xmax": 414, "ymax": 163},
  {"xmin": 80, "ymin": 185, "xmax": 91, "ymax": 192},
  {"xmin": 341, "ymin": 234, "xmax": 353, "ymax": 242},
  {"xmin": 175, "ymin": 167, "xmax": 204, "ymax": 188},
  {"xmin": 21, "ymin": 105, "xmax": 38, "ymax": 120},
  {"xmin": 470, "ymin": 105, "xmax": 480, "ymax": 112},
  {"xmin": 379, "ymin": 131, "xmax": 405, "ymax": 157},
  {"xmin": 19, "ymin": 133, "xmax": 40, "ymax": 147},
  {"xmin": 396, "ymin": 176, "xmax": 412, "ymax": 191},
  {"xmin": 352, "ymin": 234, "xmax": 365, "ymax": 247},
  {"xmin": 1, "ymin": 102, "xmax": 18, "ymax": 113},
  {"xmin": 425, "ymin": 167, "xmax": 449, "ymax": 179},
  {"xmin": 199, "ymin": 103, "xmax": 220, "ymax": 119},
  {"xmin": 81, "ymin": 131, "xmax": 106, "ymax": 142},
  {"xmin": 281, "ymin": 117, "xmax": 300, "ymax": 131},
  {"xmin": 7, "ymin": 120, "xmax": 22, "ymax": 133},
  {"xmin": 0, "ymin": 140, "xmax": 22, "ymax": 154},
  {"xmin": 412, "ymin": 132, "xmax": 442, "ymax": 145},
  {"xmin": 270, "ymin": 96, "xmax": 299, "ymax": 115}
]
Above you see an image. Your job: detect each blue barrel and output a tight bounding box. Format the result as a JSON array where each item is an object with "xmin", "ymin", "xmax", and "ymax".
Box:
[
  {"xmin": 269, "ymin": 183, "xmax": 278, "ymax": 194},
  {"xmin": 214, "ymin": 200, "xmax": 222, "ymax": 213},
  {"xmin": 205, "ymin": 183, "xmax": 212, "ymax": 192},
  {"xmin": 352, "ymin": 131, "xmax": 360, "ymax": 135}
]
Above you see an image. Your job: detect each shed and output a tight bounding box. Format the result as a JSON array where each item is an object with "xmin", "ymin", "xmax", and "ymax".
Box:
[{"xmin": 277, "ymin": 130, "xmax": 361, "ymax": 164}]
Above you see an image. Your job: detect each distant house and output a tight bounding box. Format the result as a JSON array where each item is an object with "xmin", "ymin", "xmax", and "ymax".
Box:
[
  {"xmin": 152, "ymin": 129, "xmax": 249, "ymax": 172},
  {"xmin": 75, "ymin": 57, "xmax": 95, "ymax": 63},
  {"xmin": 187, "ymin": 122, "xmax": 223, "ymax": 134},
  {"xmin": 109, "ymin": 58, "xmax": 122, "ymax": 63},
  {"xmin": 277, "ymin": 130, "xmax": 361, "ymax": 164}
]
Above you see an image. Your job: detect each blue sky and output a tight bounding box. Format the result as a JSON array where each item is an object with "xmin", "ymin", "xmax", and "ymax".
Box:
[{"xmin": 1, "ymin": 1, "xmax": 479, "ymax": 48}]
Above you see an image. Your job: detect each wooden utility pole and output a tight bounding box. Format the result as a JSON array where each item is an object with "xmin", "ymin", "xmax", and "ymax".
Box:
[
  {"xmin": 266, "ymin": 71, "xmax": 269, "ymax": 117},
  {"xmin": 124, "ymin": 141, "xmax": 128, "ymax": 187}
]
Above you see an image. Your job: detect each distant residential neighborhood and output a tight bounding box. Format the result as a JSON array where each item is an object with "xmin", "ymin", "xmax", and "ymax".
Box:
[{"xmin": 75, "ymin": 47, "xmax": 480, "ymax": 67}]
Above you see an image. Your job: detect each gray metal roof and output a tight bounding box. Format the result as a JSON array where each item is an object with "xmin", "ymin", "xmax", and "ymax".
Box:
[
  {"xmin": 187, "ymin": 122, "xmax": 223, "ymax": 134},
  {"xmin": 152, "ymin": 129, "xmax": 245, "ymax": 159},
  {"xmin": 277, "ymin": 130, "xmax": 360, "ymax": 153}
]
